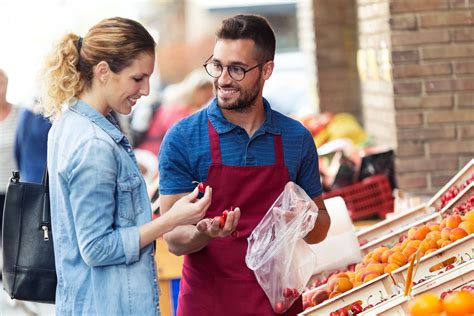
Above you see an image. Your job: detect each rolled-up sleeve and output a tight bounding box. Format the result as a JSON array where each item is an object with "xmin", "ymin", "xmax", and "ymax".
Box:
[{"xmin": 67, "ymin": 137, "xmax": 140, "ymax": 267}]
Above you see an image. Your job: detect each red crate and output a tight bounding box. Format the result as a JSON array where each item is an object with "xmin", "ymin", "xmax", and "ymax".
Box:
[{"xmin": 322, "ymin": 175, "xmax": 394, "ymax": 220}]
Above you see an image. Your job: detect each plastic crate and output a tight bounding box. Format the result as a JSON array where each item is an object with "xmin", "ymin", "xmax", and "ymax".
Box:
[{"xmin": 323, "ymin": 175, "xmax": 394, "ymax": 220}]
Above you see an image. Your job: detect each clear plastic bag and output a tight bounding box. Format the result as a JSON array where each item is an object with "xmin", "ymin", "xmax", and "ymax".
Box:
[{"xmin": 245, "ymin": 182, "xmax": 318, "ymax": 314}]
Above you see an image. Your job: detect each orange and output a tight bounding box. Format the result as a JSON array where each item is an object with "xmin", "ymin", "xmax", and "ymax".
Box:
[
  {"xmin": 442, "ymin": 290, "xmax": 474, "ymax": 315},
  {"xmin": 409, "ymin": 293, "xmax": 443, "ymax": 316}
]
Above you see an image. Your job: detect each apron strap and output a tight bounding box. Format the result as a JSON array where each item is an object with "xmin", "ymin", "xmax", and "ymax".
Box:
[
  {"xmin": 207, "ymin": 119, "xmax": 285, "ymax": 166},
  {"xmin": 208, "ymin": 119, "xmax": 222, "ymax": 164},
  {"xmin": 273, "ymin": 135, "xmax": 284, "ymax": 166}
]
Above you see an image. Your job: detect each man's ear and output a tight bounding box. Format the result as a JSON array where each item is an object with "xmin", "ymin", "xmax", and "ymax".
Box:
[
  {"xmin": 94, "ymin": 61, "xmax": 110, "ymax": 84},
  {"xmin": 262, "ymin": 61, "xmax": 274, "ymax": 80}
]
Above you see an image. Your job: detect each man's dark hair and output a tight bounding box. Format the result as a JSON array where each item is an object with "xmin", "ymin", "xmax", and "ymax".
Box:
[{"xmin": 216, "ymin": 14, "xmax": 276, "ymax": 63}]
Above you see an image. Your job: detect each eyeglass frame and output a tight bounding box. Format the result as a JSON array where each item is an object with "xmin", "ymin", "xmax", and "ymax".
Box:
[{"xmin": 202, "ymin": 55, "xmax": 266, "ymax": 82}]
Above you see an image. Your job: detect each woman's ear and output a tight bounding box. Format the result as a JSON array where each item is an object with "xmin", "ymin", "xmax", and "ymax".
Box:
[
  {"xmin": 262, "ymin": 61, "xmax": 274, "ymax": 80},
  {"xmin": 95, "ymin": 61, "xmax": 110, "ymax": 84}
]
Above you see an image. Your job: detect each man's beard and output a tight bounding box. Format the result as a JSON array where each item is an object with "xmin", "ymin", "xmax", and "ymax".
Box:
[{"xmin": 215, "ymin": 75, "xmax": 261, "ymax": 113}]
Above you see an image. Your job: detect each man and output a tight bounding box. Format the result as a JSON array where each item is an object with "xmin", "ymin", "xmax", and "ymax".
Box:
[{"xmin": 159, "ymin": 14, "xmax": 331, "ymax": 316}]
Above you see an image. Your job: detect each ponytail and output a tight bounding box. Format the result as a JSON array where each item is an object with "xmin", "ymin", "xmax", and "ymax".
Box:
[{"xmin": 39, "ymin": 33, "xmax": 84, "ymax": 120}]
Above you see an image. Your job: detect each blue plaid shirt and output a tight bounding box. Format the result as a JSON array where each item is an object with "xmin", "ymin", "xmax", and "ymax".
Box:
[
  {"xmin": 48, "ymin": 100, "xmax": 160, "ymax": 315},
  {"xmin": 159, "ymin": 98, "xmax": 322, "ymax": 198}
]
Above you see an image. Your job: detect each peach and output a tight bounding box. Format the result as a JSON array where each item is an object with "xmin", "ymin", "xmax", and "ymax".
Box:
[
  {"xmin": 363, "ymin": 253, "xmax": 374, "ymax": 264},
  {"xmin": 403, "ymin": 247, "xmax": 418, "ymax": 259},
  {"xmin": 439, "ymin": 240, "xmax": 453, "ymax": 248},
  {"xmin": 445, "ymin": 215, "xmax": 462, "ymax": 229},
  {"xmin": 388, "ymin": 252, "xmax": 408, "ymax": 266},
  {"xmin": 419, "ymin": 238, "xmax": 438, "ymax": 254},
  {"xmin": 449, "ymin": 227, "xmax": 468, "ymax": 242},
  {"xmin": 329, "ymin": 291, "xmax": 341, "ymax": 299},
  {"xmin": 361, "ymin": 271, "xmax": 381, "ymax": 283},
  {"xmin": 427, "ymin": 222, "xmax": 441, "ymax": 232},
  {"xmin": 310, "ymin": 289, "xmax": 329, "ymax": 306},
  {"xmin": 355, "ymin": 263, "xmax": 366, "ymax": 271},
  {"xmin": 371, "ymin": 247, "xmax": 389, "ymax": 263},
  {"xmin": 426, "ymin": 231, "xmax": 442, "ymax": 242},
  {"xmin": 366, "ymin": 263, "xmax": 385, "ymax": 275},
  {"xmin": 400, "ymin": 239, "xmax": 410, "ymax": 250},
  {"xmin": 441, "ymin": 227, "xmax": 452, "ymax": 240},
  {"xmin": 384, "ymin": 263, "xmax": 400, "ymax": 273},
  {"xmin": 354, "ymin": 271, "xmax": 365, "ymax": 283},
  {"xmin": 413, "ymin": 225, "xmax": 431, "ymax": 240},
  {"xmin": 407, "ymin": 240, "xmax": 422, "ymax": 249},
  {"xmin": 381, "ymin": 249, "xmax": 394, "ymax": 263},
  {"xmin": 462, "ymin": 210, "xmax": 474, "ymax": 223},
  {"xmin": 333, "ymin": 278, "xmax": 353, "ymax": 293},
  {"xmin": 458, "ymin": 221, "xmax": 474, "ymax": 234},
  {"xmin": 407, "ymin": 227, "xmax": 418, "ymax": 240},
  {"xmin": 440, "ymin": 218, "xmax": 447, "ymax": 229}
]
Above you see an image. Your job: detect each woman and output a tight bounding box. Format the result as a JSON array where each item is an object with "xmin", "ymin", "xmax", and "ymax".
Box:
[{"xmin": 40, "ymin": 17, "xmax": 212, "ymax": 315}]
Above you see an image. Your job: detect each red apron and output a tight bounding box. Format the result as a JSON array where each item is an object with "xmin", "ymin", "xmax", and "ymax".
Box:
[{"xmin": 177, "ymin": 120, "xmax": 303, "ymax": 316}]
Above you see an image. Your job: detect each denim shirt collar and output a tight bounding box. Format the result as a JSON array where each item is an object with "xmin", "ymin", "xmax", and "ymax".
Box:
[
  {"xmin": 70, "ymin": 100, "xmax": 125, "ymax": 143},
  {"xmin": 207, "ymin": 97, "xmax": 281, "ymax": 135}
]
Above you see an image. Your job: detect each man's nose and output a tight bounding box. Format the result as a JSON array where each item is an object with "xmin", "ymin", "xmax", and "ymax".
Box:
[{"xmin": 217, "ymin": 66, "xmax": 233, "ymax": 85}]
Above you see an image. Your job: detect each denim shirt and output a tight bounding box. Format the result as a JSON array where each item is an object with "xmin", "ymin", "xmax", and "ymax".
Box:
[{"xmin": 47, "ymin": 100, "xmax": 160, "ymax": 315}]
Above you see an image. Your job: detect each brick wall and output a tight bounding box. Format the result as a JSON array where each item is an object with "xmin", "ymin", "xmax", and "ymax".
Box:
[
  {"xmin": 314, "ymin": 0, "xmax": 361, "ymax": 119},
  {"xmin": 390, "ymin": 0, "xmax": 474, "ymax": 194}
]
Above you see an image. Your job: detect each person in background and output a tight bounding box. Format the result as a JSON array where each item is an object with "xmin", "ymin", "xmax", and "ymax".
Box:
[
  {"xmin": 158, "ymin": 14, "xmax": 331, "ymax": 316},
  {"xmin": 0, "ymin": 69, "xmax": 20, "ymax": 234},
  {"xmin": 137, "ymin": 69, "xmax": 214, "ymax": 156},
  {"xmin": 14, "ymin": 100, "xmax": 52, "ymax": 183},
  {"xmin": 39, "ymin": 17, "xmax": 212, "ymax": 315}
]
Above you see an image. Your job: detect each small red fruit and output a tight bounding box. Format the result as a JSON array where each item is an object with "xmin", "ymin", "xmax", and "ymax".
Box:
[
  {"xmin": 282, "ymin": 287, "xmax": 293, "ymax": 298},
  {"xmin": 351, "ymin": 303, "xmax": 363, "ymax": 314},
  {"xmin": 274, "ymin": 301, "xmax": 286, "ymax": 313},
  {"xmin": 197, "ymin": 182, "xmax": 207, "ymax": 193}
]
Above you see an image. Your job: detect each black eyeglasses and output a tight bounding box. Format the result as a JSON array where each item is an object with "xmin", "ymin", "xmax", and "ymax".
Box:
[{"xmin": 203, "ymin": 55, "xmax": 264, "ymax": 81}]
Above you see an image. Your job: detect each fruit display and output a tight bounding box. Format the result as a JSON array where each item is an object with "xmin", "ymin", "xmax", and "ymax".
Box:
[
  {"xmin": 356, "ymin": 160, "xmax": 473, "ymax": 247},
  {"xmin": 301, "ymin": 208, "xmax": 474, "ymax": 314}
]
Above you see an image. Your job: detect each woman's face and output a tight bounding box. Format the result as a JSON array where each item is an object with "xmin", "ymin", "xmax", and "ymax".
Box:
[{"xmin": 104, "ymin": 52, "xmax": 155, "ymax": 115}]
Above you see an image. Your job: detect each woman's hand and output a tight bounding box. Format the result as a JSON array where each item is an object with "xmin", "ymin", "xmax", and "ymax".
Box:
[
  {"xmin": 168, "ymin": 186, "xmax": 212, "ymax": 227},
  {"xmin": 196, "ymin": 207, "xmax": 241, "ymax": 238}
]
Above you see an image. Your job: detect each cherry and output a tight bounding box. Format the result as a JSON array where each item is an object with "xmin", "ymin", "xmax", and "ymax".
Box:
[
  {"xmin": 350, "ymin": 303, "xmax": 363, "ymax": 314},
  {"xmin": 274, "ymin": 301, "xmax": 287, "ymax": 313},
  {"xmin": 336, "ymin": 308, "xmax": 348, "ymax": 316},
  {"xmin": 282, "ymin": 287, "xmax": 293, "ymax": 298},
  {"xmin": 291, "ymin": 288, "xmax": 300, "ymax": 298},
  {"xmin": 363, "ymin": 304, "xmax": 373, "ymax": 311}
]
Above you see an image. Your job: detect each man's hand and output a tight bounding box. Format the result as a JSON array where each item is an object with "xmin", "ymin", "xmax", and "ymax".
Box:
[{"xmin": 196, "ymin": 207, "xmax": 241, "ymax": 238}]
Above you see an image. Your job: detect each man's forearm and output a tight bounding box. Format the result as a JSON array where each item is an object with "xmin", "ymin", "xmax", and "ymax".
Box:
[{"xmin": 164, "ymin": 225, "xmax": 212, "ymax": 256}]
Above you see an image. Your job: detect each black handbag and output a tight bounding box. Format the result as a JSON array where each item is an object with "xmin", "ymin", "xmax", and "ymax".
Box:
[{"xmin": 2, "ymin": 169, "xmax": 57, "ymax": 303}]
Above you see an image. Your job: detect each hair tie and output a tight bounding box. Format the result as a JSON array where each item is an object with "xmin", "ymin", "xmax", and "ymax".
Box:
[{"xmin": 77, "ymin": 37, "xmax": 83, "ymax": 51}]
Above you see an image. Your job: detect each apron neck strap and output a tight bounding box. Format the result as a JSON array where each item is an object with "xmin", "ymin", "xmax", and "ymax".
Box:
[{"xmin": 208, "ymin": 119, "xmax": 285, "ymax": 166}]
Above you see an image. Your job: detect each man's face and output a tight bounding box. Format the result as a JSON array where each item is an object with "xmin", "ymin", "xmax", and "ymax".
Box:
[{"xmin": 212, "ymin": 39, "xmax": 264, "ymax": 112}]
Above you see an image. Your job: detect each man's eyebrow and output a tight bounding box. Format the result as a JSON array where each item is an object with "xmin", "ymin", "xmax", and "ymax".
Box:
[{"xmin": 211, "ymin": 57, "xmax": 248, "ymax": 67}]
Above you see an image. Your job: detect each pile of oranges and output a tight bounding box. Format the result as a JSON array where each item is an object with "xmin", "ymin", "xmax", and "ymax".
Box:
[
  {"xmin": 304, "ymin": 209, "xmax": 474, "ymax": 310},
  {"xmin": 409, "ymin": 289, "xmax": 474, "ymax": 316}
]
